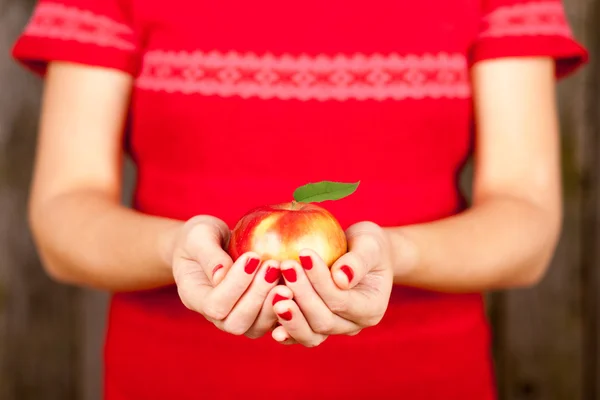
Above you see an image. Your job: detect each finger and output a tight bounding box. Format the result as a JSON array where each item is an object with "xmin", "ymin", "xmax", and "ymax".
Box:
[
  {"xmin": 221, "ymin": 260, "xmax": 281, "ymax": 335},
  {"xmin": 331, "ymin": 226, "xmax": 384, "ymax": 289},
  {"xmin": 298, "ymin": 249, "xmax": 345, "ymax": 300},
  {"xmin": 272, "ymin": 325, "xmax": 298, "ymax": 345},
  {"xmin": 203, "ymin": 252, "xmax": 261, "ymax": 320},
  {"xmin": 183, "ymin": 217, "xmax": 233, "ymax": 285},
  {"xmin": 273, "ymin": 300, "xmax": 327, "ymax": 348},
  {"xmin": 300, "ymin": 250, "xmax": 387, "ymax": 325},
  {"xmin": 173, "ymin": 258, "xmax": 213, "ymax": 313},
  {"xmin": 246, "ymin": 285, "xmax": 294, "ymax": 339},
  {"xmin": 281, "ymin": 259, "xmax": 360, "ymax": 335}
]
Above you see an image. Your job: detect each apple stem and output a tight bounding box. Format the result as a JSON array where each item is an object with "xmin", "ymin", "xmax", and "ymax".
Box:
[{"xmin": 291, "ymin": 200, "xmax": 297, "ymax": 210}]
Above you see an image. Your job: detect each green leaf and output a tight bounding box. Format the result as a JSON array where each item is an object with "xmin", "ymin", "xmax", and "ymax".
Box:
[{"xmin": 293, "ymin": 181, "xmax": 360, "ymax": 203}]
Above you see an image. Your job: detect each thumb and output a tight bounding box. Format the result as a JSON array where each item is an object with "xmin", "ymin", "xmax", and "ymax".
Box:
[
  {"xmin": 331, "ymin": 222, "xmax": 385, "ymax": 290},
  {"xmin": 181, "ymin": 216, "xmax": 233, "ymax": 285}
]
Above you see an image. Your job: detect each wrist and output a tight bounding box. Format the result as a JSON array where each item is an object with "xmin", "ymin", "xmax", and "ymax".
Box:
[
  {"xmin": 158, "ymin": 219, "xmax": 184, "ymax": 271},
  {"xmin": 383, "ymin": 227, "xmax": 420, "ymax": 282}
]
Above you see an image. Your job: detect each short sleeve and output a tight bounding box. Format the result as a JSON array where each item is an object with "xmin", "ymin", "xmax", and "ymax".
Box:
[
  {"xmin": 12, "ymin": 0, "xmax": 140, "ymax": 77},
  {"xmin": 470, "ymin": 0, "xmax": 588, "ymax": 78}
]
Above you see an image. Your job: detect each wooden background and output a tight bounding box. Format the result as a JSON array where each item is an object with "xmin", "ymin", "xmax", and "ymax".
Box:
[{"xmin": 0, "ymin": 0, "xmax": 597, "ymax": 399}]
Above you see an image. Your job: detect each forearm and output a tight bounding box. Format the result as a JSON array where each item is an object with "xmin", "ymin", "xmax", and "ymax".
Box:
[
  {"xmin": 30, "ymin": 189, "xmax": 182, "ymax": 292},
  {"xmin": 386, "ymin": 195, "xmax": 561, "ymax": 292}
]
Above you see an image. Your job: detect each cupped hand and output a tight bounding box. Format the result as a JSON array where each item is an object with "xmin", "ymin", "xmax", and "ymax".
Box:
[
  {"xmin": 271, "ymin": 221, "xmax": 394, "ymax": 347},
  {"xmin": 171, "ymin": 215, "xmax": 291, "ymax": 338}
]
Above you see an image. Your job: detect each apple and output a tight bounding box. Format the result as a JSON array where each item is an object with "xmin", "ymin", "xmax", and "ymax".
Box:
[{"xmin": 228, "ymin": 201, "xmax": 347, "ymax": 267}]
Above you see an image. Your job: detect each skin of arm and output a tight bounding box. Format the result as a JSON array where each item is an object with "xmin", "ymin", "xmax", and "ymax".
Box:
[
  {"xmin": 29, "ymin": 62, "xmax": 283, "ymax": 338},
  {"xmin": 32, "ymin": 58, "xmax": 562, "ymax": 296},
  {"xmin": 386, "ymin": 57, "xmax": 563, "ymax": 292},
  {"xmin": 28, "ymin": 61, "xmax": 181, "ymax": 291}
]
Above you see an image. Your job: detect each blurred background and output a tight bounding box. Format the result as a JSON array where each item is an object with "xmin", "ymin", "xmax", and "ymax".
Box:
[{"xmin": 0, "ymin": 0, "xmax": 598, "ymax": 399}]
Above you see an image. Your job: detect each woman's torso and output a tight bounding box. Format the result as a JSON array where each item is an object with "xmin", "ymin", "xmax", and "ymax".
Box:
[{"xmin": 106, "ymin": 1, "xmax": 495, "ymax": 398}]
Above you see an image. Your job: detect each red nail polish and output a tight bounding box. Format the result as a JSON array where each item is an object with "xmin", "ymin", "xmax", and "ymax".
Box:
[
  {"xmin": 299, "ymin": 255, "xmax": 313, "ymax": 270},
  {"xmin": 244, "ymin": 258, "xmax": 260, "ymax": 274},
  {"xmin": 281, "ymin": 268, "xmax": 297, "ymax": 282},
  {"xmin": 265, "ymin": 266, "xmax": 281, "ymax": 283},
  {"xmin": 272, "ymin": 294, "xmax": 288, "ymax": 305},
  {"xmin": 341, "ymin": 265, "xmax": 354, "ymax": 283},
  {"xmin": 278, "ymin": 310, "xmax": 292, "ymax": 321},
  {"xmin": 212, "ymin": 264, "xmax": 223, "ymax": 276}
]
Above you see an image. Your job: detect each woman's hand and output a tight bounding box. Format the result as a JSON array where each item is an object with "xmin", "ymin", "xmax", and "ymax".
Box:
[
  {"xmin": 271, "ymin": 221, "xmax": 394, "ymax": 347},
  {"xmin": 171, "ymin": 215, "xmax": 289, "ymax": 338}
]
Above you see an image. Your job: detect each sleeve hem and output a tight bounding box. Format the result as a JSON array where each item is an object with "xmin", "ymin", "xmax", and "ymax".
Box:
[
  {"xmin": 12, "ymin": 35, "xmax": 140, "ymax": 78},
  {"xmin": 469, "ymin": 35, "xmax": 589, "ymax": 79}
]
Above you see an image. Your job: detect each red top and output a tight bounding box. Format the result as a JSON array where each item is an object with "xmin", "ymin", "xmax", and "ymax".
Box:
[{"xmin": 13, "ymin": 0, "xmax": 587, "ymax": 399}]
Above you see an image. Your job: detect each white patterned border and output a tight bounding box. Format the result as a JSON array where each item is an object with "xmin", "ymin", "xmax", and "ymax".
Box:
[
  {"xmin": 479, "ymin": 1, "xmax": 573, "ymax": 38},
  {"xmin": 136, "ymin": 51, "xmax": 471, "ymax": 101},
  {"xmin": 24, "ymin": 2, "xmax": 136, "ymax": 51}
]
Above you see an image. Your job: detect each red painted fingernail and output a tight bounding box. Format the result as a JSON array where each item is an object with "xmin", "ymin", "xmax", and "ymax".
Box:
[
  {"xmin": 341, "ymin": 265, "xmax": 354, "ymax": 283},
  {"xmin": 272, "ymin": 294, "xmax": 288, "ymax": 305},
  {"xmin": 212, "ymin": 264, "xmax": 223, "ymax": 276},
  {"xmin": 265, "ymin": 266, "xmax": 281, "ymax": 283},
  {"xmin": 244, "ymin": 258, "xmax": 260, "ymax": 274},
  {"xmin": 299, "ymin": 255, "xmax": 313, "ymax": 270},
  {"xmin": 278, "ymin": 310, "xmax": 292, "ymax": 321},
  {"xmin": 281, "ymin": 268, "xmax": 297, "ymax": 282}
]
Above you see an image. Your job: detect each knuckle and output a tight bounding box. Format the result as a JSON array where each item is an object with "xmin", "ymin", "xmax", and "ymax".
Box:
[
  {"xmin": 176, "ymin": 287, "xmax": 197, "ymax": 312},
  {"xmin": 244, "ymin": 329, "xmax": 265, "ymax": 340},
  {"xmin": 248, "ymin": 289, "xmax": 270, "ymax": 307},
  {"xmin": 347, "ymin": 222, "xmax": 386, "ymax": 251},
  {"xmin": 363, "ymin": 233, "xmax": 383, "ymax": 252},
  {"xmin": 355, "ymin": 220, "xmax": 380, "ymax": 231},
  {"xmin": 347, "ymin": 221, "xmax": 379, "ymax": 238},
  {"xmin": 222, "ymin": 319, "xmax": 248, "ymax": 336},
  {"xmin": 187, "ymin": 222, "xmax": 219, "ymax": 247},
  {"xmin": 185, "ymin": 215, "xmax": 211, "ymax": 227},
  {"xmin": 361, "ymin": 314, "xmax": 384, "ymax": 328},
  {"xmin": 179, "ymin": 297, "xmax": 195, "ymax": 312},
  {"xmin": 202, "ymin": 304, "xmax": 228, "ymax": 321},
  {"xmin": 186, "ymin": 216, "xmax": 217, "ymax": 231},
  {"xmin": 231, "ymin": 279, "xmax": 251, "ymax": 295},
  {"xmin": 182, "ymin": 236, "xmax": 198, "ymax": 255},
  {"xmin": 352, "ymin": 236, "xmax": 383, "ymax": 263},
  {"xmin": 185, "ymin": 223, "xmax": 206, "ymax": 244},
  {"xmin": 312, "ymin": 317, "xmax": 335, "ymax": 335},
  {"xmin": 212, "ymin": 321, "xmax": 225, "ymax": 332},
  {"xmin": 327, "ymin": 299, "xmax": 347, "ymax": 314},
  {"xmin": 304, "ymin": 337, "xmax": 326, "ymax": 348}
]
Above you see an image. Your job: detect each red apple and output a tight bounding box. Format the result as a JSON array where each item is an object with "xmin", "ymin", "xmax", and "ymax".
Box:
[{"xmin": 228, "ymin": 202, "xmax": 347, "ymax": 267}]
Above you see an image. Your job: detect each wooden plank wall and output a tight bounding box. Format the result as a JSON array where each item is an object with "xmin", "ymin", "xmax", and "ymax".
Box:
[
  {"xmin": 577, "ymin": 0, "xmax": 600, "ymax": 396},
  {"xmin": 0, "ymin": 0, "xmax": 596, "ymax": 399},
  {"xmin": 488, "ymin": 0, "xmax": 598, "ymax": 399},
  {"xmin": 0, "ymin": 0, "xmax": 80, "ymax": 399}
]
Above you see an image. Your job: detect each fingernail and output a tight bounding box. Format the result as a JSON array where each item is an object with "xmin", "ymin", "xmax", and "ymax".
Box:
[
  {"xmin": 265, "ymin": 266, "xmax": 281, "ymax": 283},
  {"xmin": 340, "ymin": 265, "xmax": 354, "ymax": 283},
  {"xmin": 281, "ymin": 268, "xmax": 297, "ymax": 283},
  {"xmin": 212, "ymin": 264, "xmax": 224, "ymax": 277},
  {"xmin": 272, "ymin": 294, "xmax": 288, "ymax": 305},
  {"xmin": 278, "ymin": 310, "xmax": 292, "ymax": 321},
  {"xmin": 244, "ymin": 258, "xmax": 260, "ymax": 274},
  {"xmin": 299, "ymin": 255, "xmax": 313, "ymax": 270}
]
